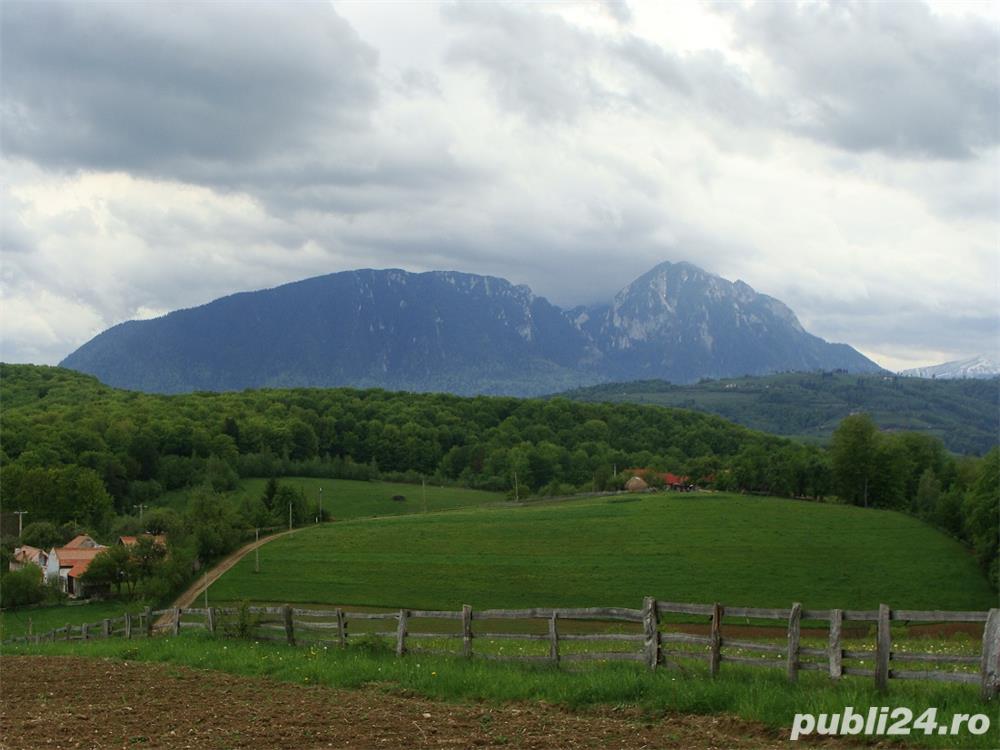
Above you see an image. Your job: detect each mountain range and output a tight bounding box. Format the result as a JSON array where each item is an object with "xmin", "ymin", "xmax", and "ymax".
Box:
[
  {"xmin": 900, "ymin": 355, "xmax": 1000, "ymax": 380},
  {"xmin": 60, "ymin": 261, "xmax": 882, "ymax": 395}
]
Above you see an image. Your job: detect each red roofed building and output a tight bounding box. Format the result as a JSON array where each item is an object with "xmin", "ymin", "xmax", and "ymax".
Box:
[
  {"xmin": 624, "ymin": 469, "xmax": 695, "ymax": 492},
  {"xmin": 45, "ymin": 535, "xmax": 108, "ymax": 598},
  {"xmin": 10, "ymin": 545, "xmax": 48, "ymax": 572}
]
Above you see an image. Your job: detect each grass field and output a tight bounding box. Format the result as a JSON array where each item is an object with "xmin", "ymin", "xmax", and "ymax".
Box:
[
  {"xmin": 6, "ymin": 634, "xmax": 995, "ymax": 748},
  {"xmin": 208, "ymin": 492, "xmax": 996, "ymax": 612},
  {"xmin": 156, "ymin": 476, "xmax": 504, "ymax": 520},
  {"xmin": 0, "ymin": 600, "xmax": 147, "ymax": 640}
]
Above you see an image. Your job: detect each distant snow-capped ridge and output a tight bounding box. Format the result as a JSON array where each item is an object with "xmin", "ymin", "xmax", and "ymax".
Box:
[{"xmin": 900, "ymin": 355, "xmax": 1000, "ymax": 380}]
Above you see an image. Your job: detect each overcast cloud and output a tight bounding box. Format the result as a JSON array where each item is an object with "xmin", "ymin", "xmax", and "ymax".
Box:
[{"xmin": 1, "ymin": 0, "xmax": 997, "ymax": 370}]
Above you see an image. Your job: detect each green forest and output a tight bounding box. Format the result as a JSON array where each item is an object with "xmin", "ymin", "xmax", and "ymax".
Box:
[
  {"xmin": 1, "ymin": 363, "xmax": 996, "ymax": 604},
  {"xmin": 559, "ymin": 372, "xmax": 1000, "ymax": 455}
]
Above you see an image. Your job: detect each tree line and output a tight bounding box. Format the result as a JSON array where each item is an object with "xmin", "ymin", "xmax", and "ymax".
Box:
[{"xmin": 1, "ymin": 364, "xmax": 996, "ymax": 591}]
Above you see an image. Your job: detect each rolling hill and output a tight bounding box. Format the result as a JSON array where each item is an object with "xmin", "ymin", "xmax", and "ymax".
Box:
[
  {"xmin": 558, "ymin": 372, "xmax": 1000, "ymax": 455},
  {"xmin": 208, "ymin": 492, "xmax": 997, "ymax": 612}
]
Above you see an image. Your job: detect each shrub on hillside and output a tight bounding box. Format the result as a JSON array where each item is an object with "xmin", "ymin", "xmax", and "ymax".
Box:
[{"xmin": 1, "ymin": 566, "xmax": 46, "ymax": 608}]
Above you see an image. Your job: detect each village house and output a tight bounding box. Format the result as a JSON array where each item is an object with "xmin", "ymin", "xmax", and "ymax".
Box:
[
  {"xmin": 44, "ymin": 534, "xmax": 108, "ymax": 599},
  {"xmin": 9, "ymin": 544, "xmax": 48, "ymax": 572}
]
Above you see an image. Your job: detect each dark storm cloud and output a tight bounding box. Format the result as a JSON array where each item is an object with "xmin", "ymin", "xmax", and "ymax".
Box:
[
  {"xmin": 1, "ymin": 1, "xmax": 379, "ymax": 179},
  {"xmin": 719, "ymin": 0, "xmax": 1000, "ymax": 159}
]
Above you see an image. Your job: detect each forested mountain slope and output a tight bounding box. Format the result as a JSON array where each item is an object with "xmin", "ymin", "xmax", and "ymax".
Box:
[{"xmin": 558, "ymin": 373, "xmax": 999, "ymax": 455}]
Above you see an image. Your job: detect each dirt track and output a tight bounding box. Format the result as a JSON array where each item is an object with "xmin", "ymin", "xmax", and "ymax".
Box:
[
  {"xmin": 0, "ymin": 656, "xmax": 834, "ymax": 749},
  {"xmin": 157, "ymin": 527, "xmax": 303, "ymax": 627}
]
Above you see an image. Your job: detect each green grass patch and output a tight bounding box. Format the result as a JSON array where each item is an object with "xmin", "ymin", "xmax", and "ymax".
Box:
[
  {"xmin": 0, "ymin": 600, "xmax": 147, "ymax": 640},
  {"xmin": 209, "ymin": 492, "xmax": 996, "ymax": 611},
  {"xmin": 5, "ymin": 634, "xmax": 996, "ymax": 748},
  {"xmin": 157, "ymin": 476, "xmax": 503, "ymax": 519}
]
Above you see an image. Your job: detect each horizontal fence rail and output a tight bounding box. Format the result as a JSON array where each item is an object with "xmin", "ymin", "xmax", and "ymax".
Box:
[{"xmin": 6, "ymin": 599, "xmax": 998, "ymax": 701}]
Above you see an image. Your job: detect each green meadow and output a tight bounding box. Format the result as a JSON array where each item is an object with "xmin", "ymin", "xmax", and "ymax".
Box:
[
  {"xmin": 157, "ymin": 476, "xmax": 504, "ymax": 520},
  {"xmin": 208, "ymin": 492, "xmax": 996, "ymax": 612},
  {"xmin": 0, "ymin": 600, "xmax": 146, "ymax": 640}
]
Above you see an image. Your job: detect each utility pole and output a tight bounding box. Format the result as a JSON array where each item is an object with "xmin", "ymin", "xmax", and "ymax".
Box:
[
  {"xmin": 13, "ymin": 511, "xmax": 27, "ymax": 536},
  {"xmin": 318, "ymin": 486, "xmax": 323, "ymax": 523},
  {"xmin": 288, "ymin": 501, "xmax": 293, "ymax": 531},
  {"xmin": 513, "ymin": 471, "xmax": 519, "ymax": 502},
  {"xmin": 254, "ymin": 528, "xmax": 260, "ymax": 573},
  {"xmin": 133, "ymin": 504, "xmax": 148, "ymax": 522},
  {"xmin": 422, "ymin": 478, "xmax": 427, "ymax": 513}
]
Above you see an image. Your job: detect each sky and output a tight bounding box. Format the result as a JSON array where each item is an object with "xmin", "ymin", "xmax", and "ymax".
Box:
[{"xmin": 2, "ymin": 0, "xmax": 998, "ymax": 372}]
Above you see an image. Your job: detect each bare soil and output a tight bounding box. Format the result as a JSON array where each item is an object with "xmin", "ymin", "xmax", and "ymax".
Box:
[{"xmin": 0, "ymin": 656, "xmax": 852, "ymax": 749}]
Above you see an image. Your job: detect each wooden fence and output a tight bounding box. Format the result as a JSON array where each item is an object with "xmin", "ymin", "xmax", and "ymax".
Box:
[{"xmin": 8, "ymin": 599, "xmax": 999, "ymax": 701}]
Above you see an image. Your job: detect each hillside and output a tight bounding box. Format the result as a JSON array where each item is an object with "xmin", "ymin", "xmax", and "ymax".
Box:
[
  {"xmin": 209, "ymin": 493, "xmax": 997, "ymax": 611},
  {"xmin": 901, "ymin": 354, "xmax": 1000, "ymax": 380},
  {"xmin": 59, "ymin": 261, "xmax": 880, "ymax": 395},
  {"xmin": 558, "ymin": 373, "xmax": 1000, "ymax": 455}
]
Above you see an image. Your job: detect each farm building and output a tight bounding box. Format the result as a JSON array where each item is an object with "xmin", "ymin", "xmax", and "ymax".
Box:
[
  {"xmin": 624, "ymin": 468, "xmax": 695, "ymax": 492},
  {"xmin": 44, "ymin": 534, "xmax": 108, "ymax": 599},
  {"xmin": 9, "ymin": 544, "xmax": 47, "ymax": 572}
]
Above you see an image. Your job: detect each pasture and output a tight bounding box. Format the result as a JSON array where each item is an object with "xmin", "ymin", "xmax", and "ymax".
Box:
[
  {"xmin": 156, "ymin": 476, "xmax": 504, "ymax": 520},
  {"xmin": 208, "ymin": 492, "xmax": 996, "ymax": 612},
  {"xmin": 0, "ymin": 600, "xmax": 146, "ymax": 640}
]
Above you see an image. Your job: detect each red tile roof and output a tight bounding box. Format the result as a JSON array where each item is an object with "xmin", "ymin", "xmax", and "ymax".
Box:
[
  {"xmin": 13, "ymin": 545, "xmax": 45, "ymax": 565},
  {"xmin": 64, "ymin": 534, "xmax": 100, "ymax": 549}
]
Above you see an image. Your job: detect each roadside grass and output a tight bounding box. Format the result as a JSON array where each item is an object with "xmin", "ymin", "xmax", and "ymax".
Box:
[
  {"xmin": 5, "ymin": 634, "xmax": 996, "ymax": 748},
  {"xmin": 156, "ymin": 476, "xmax": 503, "ymax": 519},
  {"xmin": 0, "ymin": 600, "xmax": 147, "ymax": 641},
  {"xmin": 208, "ymin": 492, "xmax": 996, "ymax": 611}
]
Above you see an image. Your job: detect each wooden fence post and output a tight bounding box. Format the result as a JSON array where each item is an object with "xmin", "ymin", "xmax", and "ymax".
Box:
[
  {"xmin": 642, "ymin": 596, "xmax": 660, "ymax": 670},
  {"xmin": 124, "ymin": 612, "xmax": 132, "ymax": 640},
  {"xmin": 461, "ymin": 605, "xmax": 473, "ymax": 659},
  {"xmin": 335, "ymin": 608, "xmax": 346, "ymax": 648},
  {"xmin": 710, "ymin": 603, "xmax": 723, "ymax": 677},
  {"xmin": 787, "ymin": 603, "xmax": 801, "ymax": 683},
  {"xmin": 102, "ymin": 618, "xmax": 111, "ymax": 638},
  {"xmin": 81, "ymin": 622, "xmax": 89, "ymax": 641},
  {"xmin": 172, "ymin": 608, "xmax": 181, "ymax": 637},
  {"xmin": 979, "ymin": 608, "xmax": 1000, "ymax": 701},
  {"xmin": 206, "ymin": 607, "xmax": 216, "ymax": 634},
  {"xmin": 875, "ymin": 603, "xmax": 890, "ymax": 691},
  {"xmin": 548, "ymin": 613, "xmax": 560, "ymax": 666},
  {"xmin": 283, "ymin": 605, "xmax": 295, "ymax": 646},
  {"xmin": 828, "ymin": 608, "xmax": 843, "ymax": 681},
  {"xmin": 65, "ymin": 623, "xmax": 71, "ymax": 642},
  {"xmin": 144, "ymin": 607, "xmax": 153, "ymax": 638},
  {"xmin": 395, "ymin": 609, "xmax": 408, "ymax": 657}
]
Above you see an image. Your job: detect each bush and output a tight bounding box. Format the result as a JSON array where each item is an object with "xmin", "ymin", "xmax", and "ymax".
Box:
[
  {"xmin": 1, "ymin": 566, "xmax": 46, "ymax": 608},
  {"xmin": 223, "ymin": 600, "xmax": 260, "ymax": 639}
]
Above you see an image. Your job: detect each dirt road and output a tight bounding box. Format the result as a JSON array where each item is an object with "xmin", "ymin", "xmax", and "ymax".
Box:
[
  {"xmin": 156, "ymin": 527, "xmax": 303, "ymax": 627},
  {"xmin": 1, "ymin": 656, "xmax": 822, "ymax": 749}
]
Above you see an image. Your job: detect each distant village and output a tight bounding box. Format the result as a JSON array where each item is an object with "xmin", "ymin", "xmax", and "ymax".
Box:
[{"xmin": 10, "ymin": 533, "xmax": 166, "ymax": 599}]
